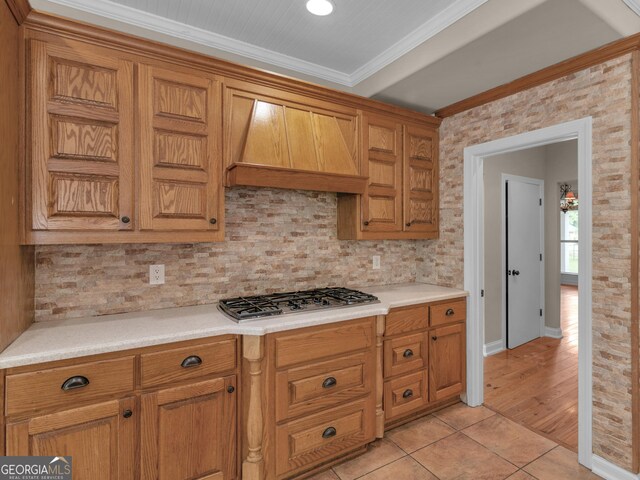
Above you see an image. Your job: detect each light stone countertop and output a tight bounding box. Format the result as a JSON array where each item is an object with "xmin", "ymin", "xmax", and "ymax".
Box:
[{"xmin": 0, "ymin": 282, "xmax": 467, "ymax": 369}]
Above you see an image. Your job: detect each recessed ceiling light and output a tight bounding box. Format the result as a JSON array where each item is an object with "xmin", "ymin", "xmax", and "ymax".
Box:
[{"xmin": 306, "ymin": 0, "xmax": 334, "ymax": 16}]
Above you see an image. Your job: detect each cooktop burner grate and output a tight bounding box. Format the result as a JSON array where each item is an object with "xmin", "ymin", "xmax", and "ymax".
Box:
[{"xmin": 218, "ymin": 287, "xmax": 379, "ymax": 322}]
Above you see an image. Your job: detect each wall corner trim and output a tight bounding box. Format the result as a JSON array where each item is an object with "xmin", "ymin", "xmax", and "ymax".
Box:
[
  {"xmin": 483, "ymin": 340, "xmax": 504, "ymax": 357},
  {"xmin": 544, "ymin": 327, "xmax": 563, "ymax": 339},
  {"xmin": 592, "ymin": 455, "xmax": 639, "ymax": 480}
]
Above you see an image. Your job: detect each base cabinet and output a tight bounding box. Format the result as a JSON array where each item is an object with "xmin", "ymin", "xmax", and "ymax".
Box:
[
  {"xmin": 6, "ymin": 397, "xmax": 136, "ymax": 480},
  {"xmin": 141, "ymin": 376, "xmax": 237, "ymax": 480},
  {"xmin": 383, "ymin": 298, "xmax": 466, "ymax": 425}
]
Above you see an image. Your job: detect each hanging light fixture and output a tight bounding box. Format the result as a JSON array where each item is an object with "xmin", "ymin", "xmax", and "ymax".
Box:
[{"xmin": 560, "ymin": 183, "xmax": 578, "ymax": 213}]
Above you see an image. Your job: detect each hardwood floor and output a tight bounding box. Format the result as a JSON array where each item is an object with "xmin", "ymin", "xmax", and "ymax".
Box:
[{"xmin": 484, "ymin": 285, "xmax": 578, "ymax": 451}]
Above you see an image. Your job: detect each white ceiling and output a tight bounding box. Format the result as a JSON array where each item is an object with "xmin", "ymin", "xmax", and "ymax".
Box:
[{"xmin": 30, "ymin": 0, "xmax": 640, "ymax": 112}]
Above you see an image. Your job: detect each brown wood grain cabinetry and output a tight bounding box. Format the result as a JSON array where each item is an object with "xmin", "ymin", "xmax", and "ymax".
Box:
[
  {"xmin": 141, "ymin": 376, "xmax": 237, "ymax": 480},
  {"xmin": 6, "ymin": 397, "xmax": 136, "ymax": 480},
  {"xmin": 337, "ymin": 116, "xmax": 440, "ymax": 240},
  {"xmin": 383, "ymin": 298, "xmax": 466, "ymax": 425},
  {"xmin": 4, "ymin": 335, "xmax": 239, "ymax": 479},
  {"xmin": 223, "ymin": 81, "xmax": 367, "ymax": 194},
  {"xmin": 429, "ymin": 323, "xmax": 466, "ymax": 402},
  {"xmin": 29, "ymin": 39, "xmax": 135, "ymax": 233},
  {"xmin": 25, "ymin": 36, "xmax": 224, "ymax": 244}
]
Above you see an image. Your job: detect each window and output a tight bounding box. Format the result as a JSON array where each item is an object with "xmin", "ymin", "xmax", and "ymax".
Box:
[{"xmin": 561, "ymin": 210, "xmax": 578, "ymax": 274}]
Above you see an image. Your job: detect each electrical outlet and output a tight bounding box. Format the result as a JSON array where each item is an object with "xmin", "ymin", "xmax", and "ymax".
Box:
[
  {"xmin": 149, "ymin": 264, "xmax": 165, "ymax": 285},
  {"xmin": 372, "ymin": 255, "xmax": 381, "ymax": 270}
]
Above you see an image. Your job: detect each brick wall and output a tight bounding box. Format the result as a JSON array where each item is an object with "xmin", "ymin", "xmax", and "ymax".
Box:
[
  {"xmin": 419, "ymin": 55, "xmax": 634, "ymax": 468},
  {"xmin": 35, "ymin": 187, "xmax": 428, "ymax": 321}
]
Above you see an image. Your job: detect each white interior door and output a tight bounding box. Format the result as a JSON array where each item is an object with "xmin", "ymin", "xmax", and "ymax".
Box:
[{"xmin": 506, "ymin": 176, "xmax": 544, "ymax": 349}]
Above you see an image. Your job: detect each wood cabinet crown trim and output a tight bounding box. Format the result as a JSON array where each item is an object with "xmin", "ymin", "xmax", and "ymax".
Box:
[{"xmin": 23, "ymin": 11, "xmax": 441, "ymax": 127}]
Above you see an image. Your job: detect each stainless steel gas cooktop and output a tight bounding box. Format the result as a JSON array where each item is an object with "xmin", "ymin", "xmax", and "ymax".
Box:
[{"xmin": 218, "ymin": 287, "xmax": 379, "ymax": 322}]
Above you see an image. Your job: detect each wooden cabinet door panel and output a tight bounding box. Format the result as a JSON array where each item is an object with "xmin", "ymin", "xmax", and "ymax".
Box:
[
  {"xmin": 429, "ymin": 323, "xmax": 465, "ymax": 402},
  {"xmin": 138, "ymin": 64, "xmax": 222, "ymax": 232},
  {"xmin": 6, "ymin": 397, "xmax": 136, "ymax": 480},
  {"xmin": 141, "ymin": 376, "xmax": 236, "ymax": 480},
  {"xmin": 403, "ymin": 124, "xmax": 438, "ymax": 233},
  {"xmin": 30, "ymin": 40, "xmax": 134, "ymax": 231},
  {"xmin": 361, "ymin": 115, "xmax": 402, "ymax": 232}
]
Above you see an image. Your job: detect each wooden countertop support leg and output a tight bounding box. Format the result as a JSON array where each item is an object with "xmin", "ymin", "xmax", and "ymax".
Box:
[
  {"xmin": 376, "ymin": 315, "xmax": 385, "ymax": 438},
  {"xmin": 243, "ymin": 336, "xmax": 266, "ymax": 480}
]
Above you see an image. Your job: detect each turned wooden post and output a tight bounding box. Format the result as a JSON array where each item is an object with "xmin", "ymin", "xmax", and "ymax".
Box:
[
  {"xmin": 243, "ymin": 336, "xmax": 265, "ymax": 480},
  {"xmin": 376, "ymin": 315, "xmax": 386, "ymax": 438}
]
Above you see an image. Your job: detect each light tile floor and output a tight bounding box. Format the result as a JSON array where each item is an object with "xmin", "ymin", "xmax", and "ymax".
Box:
[{"xmin": 309, "ymin": 403, "xmax": 602, "ymax": 480}]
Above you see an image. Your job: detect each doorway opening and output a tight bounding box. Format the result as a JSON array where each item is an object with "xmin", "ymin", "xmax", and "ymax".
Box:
[{"xmin": 463, "ymin": 118, "xmax": 592, "ymax": 468}]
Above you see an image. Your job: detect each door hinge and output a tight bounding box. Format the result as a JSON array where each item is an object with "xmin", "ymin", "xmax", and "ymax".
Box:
[
  {"xmin": 540, "ymin": 308, "xmax": 543, "ymax": 317},
  {"xmin": 540, "ymin": 253, "xmax": 543, "ymax": 261},
  {"xmin": 539, "ymin": 198, "xmax": 542, "ymax": 206},
  {"xmin": 481, "ymin": 289, "xmax": 485, "ymax": 298}
]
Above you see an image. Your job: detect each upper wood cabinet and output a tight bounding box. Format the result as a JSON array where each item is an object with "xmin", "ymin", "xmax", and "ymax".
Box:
[
  {"xmin": 25, "ymin": 38, "xmax": 224, "ymax": 244},
  {"xmin": 138, "ymin": 65, "xmax": 223, "ymax": 232},
  {"xmin": 29, "ymin": 40, "xmax": 135, "ymax": 233},
  {"xmin": 337, "ymin": 114, "xmax": 440, "ymax": 240},
  {"xmin": 223, "ymin": 80, "xmax": 367, "ymax": 194}
]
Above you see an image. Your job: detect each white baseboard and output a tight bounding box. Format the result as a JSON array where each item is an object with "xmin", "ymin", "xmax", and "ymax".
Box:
[
  {"xmin": 592, "ymin": 455, "xmax": 639, "ymax": 480},
  {"xmin": 544, "ymin": 326, "xmax": 563, "ymax": 339},
  {"xmin": 483, "ymin": 340, "xmax": 504, "ymax": 356}
]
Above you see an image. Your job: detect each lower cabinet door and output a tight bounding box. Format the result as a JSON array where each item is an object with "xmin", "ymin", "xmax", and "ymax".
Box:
[
  {"xmin": 141, "ymin": 375, "xmax": 237, "ymax": 480},
  {"xmin": 429, "ymin": 323, "xmax": 466, "ymax": 402},
  {"xmin": 6, "ymin": 397, "xmax": 136, "ymax": 480}
]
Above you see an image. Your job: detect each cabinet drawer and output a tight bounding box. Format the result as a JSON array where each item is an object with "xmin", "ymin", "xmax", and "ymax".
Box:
[
  {"xmin": 384, "ymin": 370, "xmax": 428, "ymax": 421},
  {"xmin": 383, "ymin": 332, "xmax": 428, "ymax": 378},
  {"xmin": 6, "ymin": 357, "xmax": 135, "ymax": 416},
  {"xmin": 275, "ymin": 399, "xmax": 375, "ymax": 477},
  {"xmin": 140, "ymin": 338, "xmax": 236, "ymax": 388},
  {"xmin": 385, "ymin": 305, "xmax": 429, "ymax": 336},
  {"xmin": 273, "ymin": 317, "xmax": 374, "ymax": 368},
  {"xmin": 430, "ymin": 299, "xmax": 466, "ymax": 327},
  {"xmin": 276, "ymin": 351, "xmax": 373, "ymax": 422}
]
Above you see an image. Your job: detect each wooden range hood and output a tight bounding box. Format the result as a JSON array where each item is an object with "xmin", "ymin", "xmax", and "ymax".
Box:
[{"xmin": 224, "ymin": 82, "xmax": 368, "ymax": 194}]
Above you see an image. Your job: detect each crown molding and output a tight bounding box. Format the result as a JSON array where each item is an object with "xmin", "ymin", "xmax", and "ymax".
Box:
[
  {"xmin": 33, "ymin": 0, "xmax": 486, "ymax": 87},
  {"xmin": 32, "ymin": 0, "xmax": 352, "ymax": 85},
  {"xmin": 623, "ymin": 0, "xmax": 640, "ymax": 16},
  {"xmin": 349, "ymin": 0, "xmax": 488, "ymax": 85}
]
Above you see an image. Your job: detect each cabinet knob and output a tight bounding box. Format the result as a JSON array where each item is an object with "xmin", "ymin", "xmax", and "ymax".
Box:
[
  {"xmin": 123, "ymin": 409, "xmax": 133, "ymax": 418},
  {"xmin": 181, "ymin": 355, "xmax": 202, "ymax": 368},
  {"xmin": 210, "ymin": 218, "xmax": 217, "ymax": 225},
  {"xmin": 403, "ymin": 349, "xmax": 414, "ymax": 358},
  {"xmin": 446, "ymin": 308, "xmax": 455, "ymax": 316},
  {"xmin": 363, "ymin": 221, "xmax": 370, "ymax": 226},
  {"xmin": 403, "ymin": 389, "xmax": 413, "ymax": 399},
  {"xmin": 322, "ymin": 377, "xmax": 337, "ymax": 389},
  {"xmin": 432, "ymin": 336, "xmax": 438, "ymax": 341},
  {"xmin": 121, "ymin": 216, "xmax": 130, "ymax": 224},
  {"xmin": 227, "ymin": 385, "xmax": 235, "ymax": 394},
  {"xmin": 61, "ymin": 375, "xmax": 90, "ymax": 391},
  {"xmin": 322, "ymin": 427, "xmax": 337, "ymax": 439},
  {"xmin": 406, "ymin": 221, "xmax": 413, "ymax": 227}
]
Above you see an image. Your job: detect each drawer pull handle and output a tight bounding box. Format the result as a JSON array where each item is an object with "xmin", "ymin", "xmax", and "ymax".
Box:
[
  {"xmin": 61, "ymin": 376, "xmax": 90, "ymax": 391},
  {"xmin": 403, "ymin": 349, "xmax": 414, "ymax": 358},
  {"xmin": 322, "ymin": 377, "xmax": 337, "ymax": 389},
  {"xmin": 123, "ymin": 409, "xmax": 133, "ymax": 418},
  {"xmin": 403, "ymin": 389, "xmax": 414, "ymax": 399},
  {"xmin": 322, "ymin": 427, "xmax": 337, "ymax": 439},
  {"xmin": 432, "ymin": 336, "xmax": 438, "ymax": 341},
  {"xmin": 181, "ymin": 355, "xmax": 203, "ymax": 368},
  {"xmin": 446, "ymin": 308, "xmax": 455, "ymax": 316}
]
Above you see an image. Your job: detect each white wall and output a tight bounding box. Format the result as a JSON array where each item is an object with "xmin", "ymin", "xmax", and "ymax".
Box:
[{"xmin": 483, "ymin": 140, "xmax": 577, "ymax": 346}]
